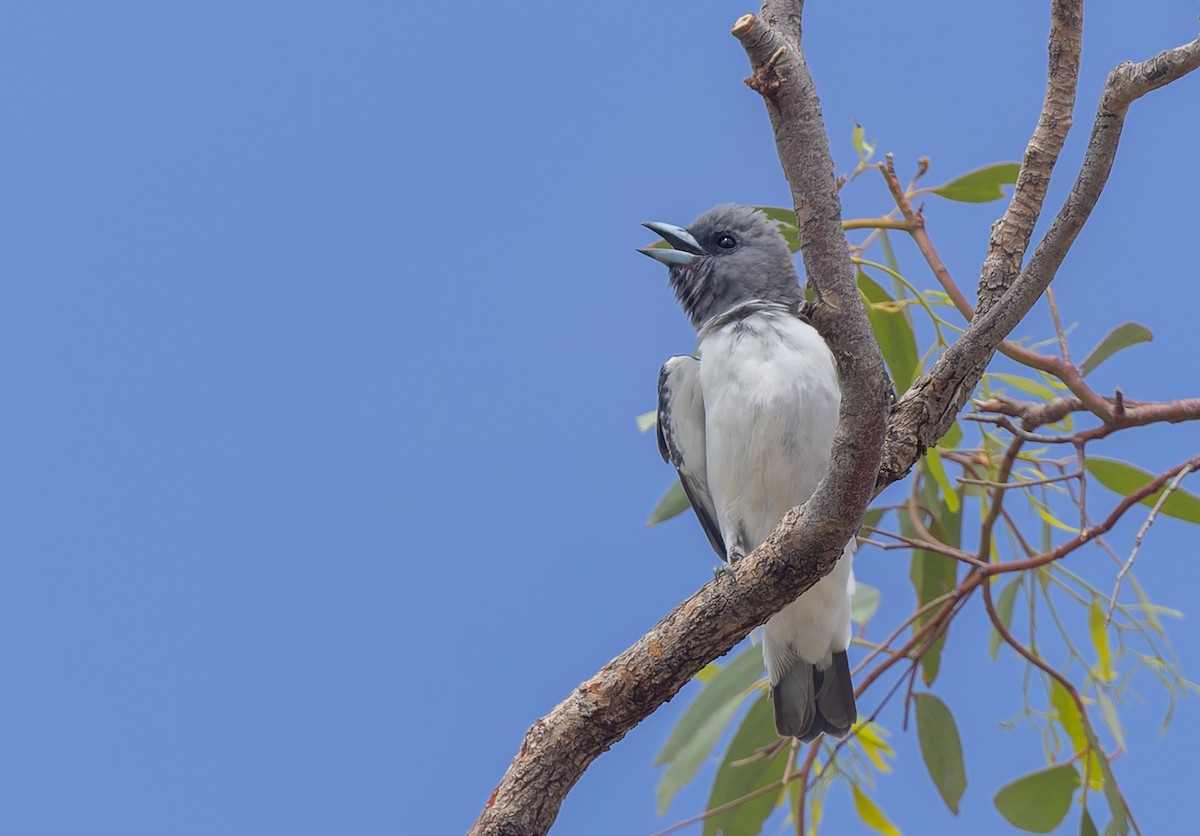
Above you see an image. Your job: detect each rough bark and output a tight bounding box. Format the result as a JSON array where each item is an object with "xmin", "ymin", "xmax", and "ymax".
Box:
[
  {"xmin": 878, "ymin": 32, "xmax": 1200, "ymax": 489},
  {"xmin": 975, "ymin": 0, "xmax": 1082, "ymax": 315},
  {"xmin": 468, "ymin": 4, "xmax": 1200, "ymax": 832}
]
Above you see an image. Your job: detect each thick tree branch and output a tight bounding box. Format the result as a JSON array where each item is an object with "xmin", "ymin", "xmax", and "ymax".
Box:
[
  {"xmin": 976, "ymin": 0, "xmax": 1082, "ymax": 314},
  {"xmin": 975, "ymin": 392, "xmax": 1200, "ymax": 441},
  {"xmin": 878, "ymin": 31, "xmax": 1200, "ymax": 489},
  {"xmin": 732, "ymin": 5, "xmax": 891, "ymax": 554},
  {"xmin": 469, "ymin": 12, "xmax": 1200, "ymax": 835},
  {"xmin": 879, "ymin": 154, "xmax": 1116, "ymax": 420},
  {"xmin": 470, "ymin": 3, "xmax": 889, "ymax": 833}
]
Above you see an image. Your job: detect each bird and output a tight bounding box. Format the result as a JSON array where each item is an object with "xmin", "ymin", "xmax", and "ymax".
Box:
[{"xmin": 639, "ymin": 204, "xmax": 856, "ymax": 741}]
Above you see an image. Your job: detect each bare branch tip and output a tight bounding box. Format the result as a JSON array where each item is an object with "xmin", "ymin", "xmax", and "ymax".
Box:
[{"xmin": 731, "ymin": 13, "xmax": 757, "ymax": 38}]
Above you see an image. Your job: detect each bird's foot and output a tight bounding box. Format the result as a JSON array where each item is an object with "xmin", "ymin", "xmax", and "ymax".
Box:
[
  {"xmin": 712, "ymin": 562, "xmax": 736, "ymax": 580},
  {"xmin": 712, "ymin": 545, "xmax": 745, "ymax": 580}
]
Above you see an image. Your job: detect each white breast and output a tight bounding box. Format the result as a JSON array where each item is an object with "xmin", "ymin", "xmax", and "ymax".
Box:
[
  {"xmin": 698, "ymin": 310, "xmax": 840, "ymax": 549},
  {"xmin": 698, "ymin": 308, "xmax": 854, "ymax": 671}
]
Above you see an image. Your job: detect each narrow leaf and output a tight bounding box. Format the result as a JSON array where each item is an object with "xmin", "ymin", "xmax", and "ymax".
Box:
[
  {"xmin": 851, "ymin": 784, "xmax": 901, "ymax": 836},
  {"xmin": 1079, "ymin": 323, "xmax": 1153, "ymax": 376},
  {"xmin": 852, "ymin": 122, "xmax": 866, "ymax": 159},
  {"xmin": 1081, "ymin": 808, "xmax": 1100, "ymax": 836},
  {"xmin": 851, "ymin": 582, "xmax": 882, "ymax": 626},
  {"xmin": 903, "ymin": 471, "xmax": 962, "ymax": 684},
  {"xmin": 923, "ymin": 471, "xmax": 963, "ymax": 550},
  {"xmin": 1050, "ymin": 680, "xmax": 1087, "ymax": 755},
  {"xmin": 1086, "ymin": 457, "xmax": 1200, "ymax": 524},
  {"xmin": 856, "ymin": 722, "xmax": 895, "ymax": 773},
  {"xmin": 1096, "ymin": 690, "xmax": 1125, "ymax": 750},
  {"xmin": 636, "ymin": 410, "xmax": 657, "ymax": 433},
  {"xmin": 656, "ymin": 645, "xmax": 764, "ymax": 765},
  {"xmin": 878, "ymin": 229, "xmax": 903, "ymax": 287},
  {"xmin": 1028, "ymin": 493, "xmax": 1081, "ymax": 534},
  {"xmin": 1084, "ymin": 727, "xmax": 1129, "ymax": 836},
  {"xmin": 907, "ymin": 548, "xmax": 956, "ymax": 684},
  {"xmin": 859, "ymin": 270, "xmax": 920, "ymax": 393},
  {"xmin": 989, "ymin": 576, "xmax": 1021, "ymax": 660},
  {"xmin": 656, "ymin": 696, "xmax": 742, "ymax": 814},
  {"xmin": 931, "ymin": 162, "xmax": 1020, "ymax": 203},
  {"xmin": 648, "ymin": 480, "xmax": 690, "ymax": 526},
  {"xmin": 754, "ymin": 207, "xmax": 801, "ymax": 252},
  {"xmin": 860, "ymin": 506, "xmax": 886, "ymax": 537},
  {"xmin": 993, "ymin": 764, "xmax": 1081, "ymax": 833},
  {"xmin": 987, "ymin": 372, "xmax": 1057, "ymax": 401},
  {"xmin": 914, "ymin": 693, "xmax": 967, "ymax": 814},
  {"xmin": 756, "ymin": 206, "xmax": 798, "ymax": 227},
  {"xmin": 1089, "ymin": 597, "xmax": 1115, "ymax": 682},
  {"xmin": 704, "ymin": 694, "xmax": 789, "ymax": 836},
  {"xmin": 925, "ymin": 447, "xmax": 961, "ymax": 513},
  {"xmin": 939, "ymin": 420, "xmax": 963, "ymax": 450}
]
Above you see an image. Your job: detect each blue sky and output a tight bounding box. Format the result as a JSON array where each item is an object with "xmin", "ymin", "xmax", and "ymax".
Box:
[{"xmin": 2, "ymin": 2, "xmax": 1199, "ymax": 834}]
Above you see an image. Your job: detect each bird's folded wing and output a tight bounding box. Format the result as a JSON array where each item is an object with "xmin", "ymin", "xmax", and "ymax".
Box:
[{"xmin": 657, "ymin": 355, "xmax": 725, "ymax": 559}]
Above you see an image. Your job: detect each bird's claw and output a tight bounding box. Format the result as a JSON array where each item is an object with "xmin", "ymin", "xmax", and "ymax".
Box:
[
  {"xmin": 712, "ymin": 546, "xmax": 744, "ymax": 580},
  {"xmin": 712, "ymin": 562, "xmax": 737, "ymax": 580}
]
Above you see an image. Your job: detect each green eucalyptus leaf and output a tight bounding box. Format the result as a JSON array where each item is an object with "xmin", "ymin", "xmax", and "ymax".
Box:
[
  {"xmin": 1079, "ymin": 323, "xmax": 1153, "ymax": 376},
  {"xmin": 931, "ymin": 162, "xmax": 1020, "ymax": 202},
  {"xmin": 901, "ymin": 470, "xmax": 963, "ymax": 685},
  {"xmin": 878, "ymin": 229, "xmax": 904, "ymax": 294},
  {"xmin": 925, "ymin": 447, "xmax": 960, "ymax": 513},
  {"xmin": 914, "ymin": 693, "xmax": 967, "ymax": 814},
  {"xmin": 989, "ymin": 577, "xmax": 1021, "ymax": 660},
  {"xmin": 859, "ymin": 270, "xmax": 919, "ymax": 394},
  {"xmin": 1050, "ymin": 680, "xmax": 1087, "ymax": 755},
  {"xmin": 753, "ymin": 207, "xmax": 801, "ymax": 252},
  {"xmin": 1086, "ymin": 457, "xmax": 1200, "ymax": 524},
  {"xmin": 756, "ymin": 206, "xmax": 797, "ymax": 226},
  {"xmin": 851, "ymin": 582, "xmax": 882, "ymax": 627},
  {"xmin": 1081, "ymin": 808, "xmax": 1100, "ymax": 836},
  {"xmin": 648, "ymin": 480, "xmax": 691, "ymax": 526},
  {"xmin": 852, "ymin": 122, "xmax": 867, "ymax": 159},
  {"xmin": 860, "ymin": 506, "xmax": 886, "ymax": 536},
  {"xmin": 1085, "ymin": 727, "xmax": 1129, "ymax": 836},
  {"xmin": 1088, "ymin": 596, "xmax": 1115, "ymax": 682},
  {"xmin": 939, "ymin": 420, "xmax": 963, "ymax": 450},
  {"xmin": 1096, "ymin": 690, "xmax": 1125, "ymax": 750},
  {"xmin": 993, "ymin": 764, "xmax": 1081, "ymax": 833},
  {"xmin": 987, "ymin": 372, "xmax": 1057, "ymax": 401},
  {"xmin": 636, "ymin": 410, "xmax": 657, "ymax": 433},
  {"xmin": 656, "ymin": 644, "xmax": 764, "ymax": 766},
  {"xmin": 656, "ymin": 696, "xmax": 742, "ymax": 814},
  {"xmin": 703, "ymin": 694, "xmax": 788, "ymax": 836}
]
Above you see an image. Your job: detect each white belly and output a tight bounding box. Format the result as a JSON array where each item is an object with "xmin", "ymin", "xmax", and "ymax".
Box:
[{"xmin": 698, "ymin": 310, "xmax": 854, "ymax": 674}]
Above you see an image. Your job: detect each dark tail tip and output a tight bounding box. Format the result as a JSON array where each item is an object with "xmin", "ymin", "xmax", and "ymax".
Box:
[
  {"xmin": 772, "ymin": 661, "xmax": 815, "ymax": 738},
  {"xmin": 771, "ymin": 651, "xmax": 857, "ymax": 741}
]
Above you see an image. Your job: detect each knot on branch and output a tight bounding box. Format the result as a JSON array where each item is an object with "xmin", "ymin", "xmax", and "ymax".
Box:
[
  {"xmin": 743, "ymin": 45, "xmax": 788, "ymax": 96},
  {"xmin": 733, "ymin": 14, "xmax": 790, "ymax": 99}
]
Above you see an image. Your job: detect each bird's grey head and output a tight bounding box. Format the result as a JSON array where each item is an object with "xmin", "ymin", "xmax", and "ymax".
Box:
[{"xmin": 639, "ymin": 204, "xmax": 802, "ymax": 329}]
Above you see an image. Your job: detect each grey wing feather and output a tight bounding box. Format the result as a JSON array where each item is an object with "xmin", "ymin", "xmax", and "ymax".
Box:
[{"xmin": 657, "ymin": 356, "xmax": 726, "ymax": 559}]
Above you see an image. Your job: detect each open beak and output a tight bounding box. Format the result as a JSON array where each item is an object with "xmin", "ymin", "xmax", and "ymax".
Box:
[{"xmin": 638, "ymin": 221, "xmax": 704, "ymax": 265}]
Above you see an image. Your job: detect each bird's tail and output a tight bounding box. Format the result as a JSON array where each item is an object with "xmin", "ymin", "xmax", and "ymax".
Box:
[{"xmin": 771, "ymin": 651, "xmax": 856, "ymax": 741}]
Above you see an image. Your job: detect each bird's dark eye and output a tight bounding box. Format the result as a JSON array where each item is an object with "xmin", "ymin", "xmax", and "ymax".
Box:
[{"xmin": 716, "ymin": 233, "xmax": 737, "ymax": 249}]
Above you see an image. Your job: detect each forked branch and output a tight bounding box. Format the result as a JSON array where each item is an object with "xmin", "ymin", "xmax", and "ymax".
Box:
[{"xmin": 468, "ymin": 5, "xmax": 1200, "ymax": 833}]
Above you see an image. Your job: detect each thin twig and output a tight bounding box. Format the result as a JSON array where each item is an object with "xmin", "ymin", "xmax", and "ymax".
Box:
[
  {"xmin": 982, "ymin": 574, "xmax": 1142, "ymax": 836},
  {"xmin": 959, "ymin": 471, "xmax": 1081, "ymax": 490},
  {"xmin": 1107, "ymin": 463, "xmax": 1197, "ymax": 622},
  {"xmin": 984, "ymin": 455, "xmax": 1200, "ymax": 575},
  {"xmin": 978, "ymin": 436, "xmax": 1026, "ymax": 562},
  {"xmin": 1046, "ymin": 287, "xmax": 1071, "ymax": 362}
]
